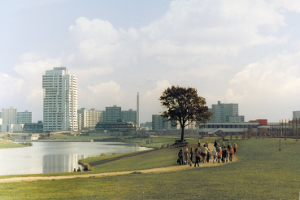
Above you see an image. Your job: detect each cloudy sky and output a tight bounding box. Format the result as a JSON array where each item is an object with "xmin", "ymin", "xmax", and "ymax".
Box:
[{"xmin": 1, "ymin": 0, "xmax": 300, "ymax": 123}]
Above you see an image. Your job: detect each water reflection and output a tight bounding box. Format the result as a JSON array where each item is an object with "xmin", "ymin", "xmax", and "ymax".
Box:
[{"xmin": 0, "ymin": 142, "xmax": 147, "ymax": 176}]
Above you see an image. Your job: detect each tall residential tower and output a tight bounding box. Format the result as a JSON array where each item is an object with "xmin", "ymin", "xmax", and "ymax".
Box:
[{"xmin": 42, "ymin": 67, "xmax": 78, "ymax": 132}]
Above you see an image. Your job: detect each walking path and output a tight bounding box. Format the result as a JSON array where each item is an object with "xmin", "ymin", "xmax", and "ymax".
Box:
[{"xmin": 0, "ymin": 143, "xmax": 237, "ymax": 183}]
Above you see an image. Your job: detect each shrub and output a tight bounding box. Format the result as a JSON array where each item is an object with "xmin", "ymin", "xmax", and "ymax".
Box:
[
  {"xmin": 83, "ymin": 163, "xmax": 91, "ymax": 171},
  {"xmin": 101, "ymin": 153, "xmax": 106, "ymax": 156}
]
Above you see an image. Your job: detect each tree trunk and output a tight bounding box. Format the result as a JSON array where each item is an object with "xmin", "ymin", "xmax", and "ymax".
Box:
[{"xmin": 180, "ymin": 126, "xmax": 184, "ymax": 142}]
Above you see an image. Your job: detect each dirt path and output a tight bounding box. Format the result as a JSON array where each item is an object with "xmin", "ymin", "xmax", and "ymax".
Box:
[{"xmin": 0, "ymin": 143, "xmax": 237, "ymax": 183}]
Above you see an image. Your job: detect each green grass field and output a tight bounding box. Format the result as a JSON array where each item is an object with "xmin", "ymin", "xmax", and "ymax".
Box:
[
  {"xmin": 0, "ymin": 138, "xmax": 299, "ymax": 199},
  {"xmin": 0, "ymin": 139, "xmax": 30, "ymax": 149}
]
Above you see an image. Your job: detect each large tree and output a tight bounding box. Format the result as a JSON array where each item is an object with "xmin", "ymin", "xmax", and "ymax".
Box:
[{"xmin": 159, "ymin": 86, "xmax": 212, "ymax": 143}]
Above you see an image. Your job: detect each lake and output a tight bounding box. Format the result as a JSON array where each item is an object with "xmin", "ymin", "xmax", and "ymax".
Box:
[{"xmin": 0, "ymin": 141, "xmax": 147, "ymax": 176}]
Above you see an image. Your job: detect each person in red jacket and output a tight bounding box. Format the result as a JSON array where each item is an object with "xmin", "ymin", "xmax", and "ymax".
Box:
[
  {"xmin": 229, "ymin": 146, "xmax": 234, "ymax": 161},
  {"xmin": 234, "ymin": 143, "xmax": 238, "ymax": 154}
]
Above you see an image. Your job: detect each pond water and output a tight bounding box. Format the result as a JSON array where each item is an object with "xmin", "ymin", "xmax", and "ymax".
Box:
[{"xmin": 0, "ymin": 142, "xmax": 147, "ymax": 176}]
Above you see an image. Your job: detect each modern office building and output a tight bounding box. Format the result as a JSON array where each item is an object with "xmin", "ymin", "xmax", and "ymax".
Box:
[
  {"xmin": 140, "ymin": 122, "xmax": 152, "ymax": 130},
  {"xmin": 1, "ymin": 107, "xmax": 17, "ymax": 132},
  {"xmin": 95, "ymin": 119, "xmax": 136, "ymax": 133},
  {"xmin": 77, "ymin": 108, "xmax": 103, "ymax": 130},
  {"xmin": 209, "ymin": 101, "xmax": 244, "ymax": 123},
  {"xmin": 42, "ymin": 67, "xmax": 78, "ymax": 132},
  {"xmin": 0, "ymin": 108, "xmax": 33, "ymax": 132},
  {"xmin": 17, "ymin": 110, "xmax": 32, "ymax": 124},
  {"xmin": 293, "ymin": 111, "xmax": 300, "ymax": 119},
  {"xmin": 23, "ymin": 121, "xmax": 43, "ymax": 133},
  {"xmin": 152, "ymin": 115, "xmax": 173, "ymax": 130},
  {"xmin": 104, "ymin": 105, "xmax": 121, "ymax": 122},
  {"xmin": 100, "ymin": 105, "xmax": 138, "ymax": 127},
  {"xmin": 121, "ymin": 109, "xmax": 137, "ymax": 125}
]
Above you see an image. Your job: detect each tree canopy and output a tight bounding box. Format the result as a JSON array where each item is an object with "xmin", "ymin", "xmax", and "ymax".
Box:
[{"xmin": 159, "ymin": 86, "xmax": 212, "ymax": 142}]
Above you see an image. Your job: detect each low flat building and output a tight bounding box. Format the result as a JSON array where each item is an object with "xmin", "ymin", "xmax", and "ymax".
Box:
[
  {"xmin": 23, "ymin": 121, "xmax": 43, "ymax": 133},
  {"xmin": 198, "ymin": 122, "xmax": 259, "ymax": 135},
  {"xmin": 95, "ymin": 119, "xmax": 136, "ymax": 133}
]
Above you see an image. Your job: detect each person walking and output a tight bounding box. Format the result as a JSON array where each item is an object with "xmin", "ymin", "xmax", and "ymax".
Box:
[
  {"xmin": 217, "ymin": 147, "xmax": 222, "ymax": 163},
  {"xmin": 229, "ymin": 145, "xmax": 234, "ymax": 161},
  {"xmin": 194, "ymin": 148, "xmax": 201, "ymax": 167},
  {"xmin": 198, "ymin": 139, "xmax": 201, "ymax": 147},
  {"xmin": 206, "ymin": 148, "xmax": 211, "ymax": 163},
  {"xmin": 190, "ymin": 147, "xmax": 194, "ymax": 164},
  {"xmin": 184, "ymin": 148, "xmax": 190, "ymax": 165},
  {"xmin": 212, "ymin": 147, "xmax": 217, "ymax": 163},
  {"xmin": 226, "ymin": 147, "xmax": 229, "ymax": 162},
  {"xmin": 234, "ymin": 143, "xmax": 238, "ymax": 154},
  {"xmin": 214, "ymin": 140, "xmax": 218, "ymax": 147},
  {"xmin": 201, "ymin": 144, "xmax": 208, "ymax": 163},
  {"xmin": 222, "ymin": 147, "xmax": 227, "ymax": 163},
  {"xmin": 227, "ymin": 142, "xmax": 231, "ymax": 150},
  {"xmin": 178, "ymin": 149, "xmax": 184, "ymax": 165}
]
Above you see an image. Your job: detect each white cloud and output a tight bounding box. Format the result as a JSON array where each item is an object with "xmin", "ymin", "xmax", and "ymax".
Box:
[
  {"xmin": 227, "ymin": 52, "xmax": 300, "ymax": 121},
  {"xmin": 140, "ymin": 80, "xmax": 171, "ymax": 121},
  {"xmin": 4, "ymin": 0, "xmax": 300, "ymax": 123},
  {"xmin": 83, "ymin": 81, "xmax": 125, "ymax": 109},
  {"xmin": 0, "ymin": 73, "xmax": 24, "ymax": 98}
]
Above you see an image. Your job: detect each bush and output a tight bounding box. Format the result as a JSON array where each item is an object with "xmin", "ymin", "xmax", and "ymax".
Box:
[
  {"xmin": 83, "ymin": 163, "xmax": 91, "ymax": 171},
  {"xmin": 101, "ymin": 153, "xmax": 106, "ymax": 156}
]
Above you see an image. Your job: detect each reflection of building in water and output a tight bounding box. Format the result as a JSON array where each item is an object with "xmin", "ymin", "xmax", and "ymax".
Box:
[{"xmin": 43, "ymin": 154, "xmax": 87, "ymax": 173}]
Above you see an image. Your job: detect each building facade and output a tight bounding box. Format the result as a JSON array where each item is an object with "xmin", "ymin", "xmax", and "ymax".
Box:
[
  {"xmin": 42, "ymin": 67, "xmax": 78, "ymax": 132},
  {"xmin": 17, "ymin": 110, "xmax": 32, "ymax": 124},
  {"xmin": 99, "ymin": 105, "xmax": 138, "ymax": 127},
  {"xmin": 293, "ymin": 111, "xmax": 300, "ymax": 119},
  {"xmin": 121, "ymin": 109, "xmax": 137, "ymax": 125},
  {"xmin": 152, "ymin": 115, "xmax": 173, "ymax": 130},
  {"xmin": 104, "ymin": 105, "xmax": 121, "ymax": 122},
  {"xmin": 23, "ymin": 121, "xmax": 43, "ymax": 133},
  {"xmin": 77, "ymin": 108, "xmax": 103, "ymax": 130},
  {"xmin": 198, "ymin": 122, "xmax": 259, "ymax": 135},
  {"xmin": 209, "ymin": 101, "xmax": 244, "ymax": 123},
  {"xmin": 1, "ymin": 107, "xmax": 17, "ymax": 132}
]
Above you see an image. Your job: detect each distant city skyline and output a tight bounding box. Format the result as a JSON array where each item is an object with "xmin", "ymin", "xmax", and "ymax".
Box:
[{"xmin": 1, "ymin": 1, "xmax": 300, "ymax": 123}]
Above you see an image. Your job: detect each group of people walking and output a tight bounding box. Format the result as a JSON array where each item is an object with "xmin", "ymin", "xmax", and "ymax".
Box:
[{"xmin": 177, "ymin": 140, "xmax": 238, "ymax": 167}]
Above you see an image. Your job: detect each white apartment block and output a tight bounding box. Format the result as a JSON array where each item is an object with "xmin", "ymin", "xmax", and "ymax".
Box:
[
  {"xmin": 209, "ymin": 101, "xmax": 244, "ymax": 123},
  {"xmin": 77, "ymin": 108, "xmax": 103, "ymax": 130},
  {"xmin": 43, "ymin": 67, "xmax": 78, "ymax": 132},
  {"xmin": 1, "ymin": 107, "xmax": 17, "ymax": 132}
]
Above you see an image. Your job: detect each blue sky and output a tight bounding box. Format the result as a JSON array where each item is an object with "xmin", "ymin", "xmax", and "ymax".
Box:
[{"xmin": 1, "ymin": 0, "xmax": 300, "ymax": 123}]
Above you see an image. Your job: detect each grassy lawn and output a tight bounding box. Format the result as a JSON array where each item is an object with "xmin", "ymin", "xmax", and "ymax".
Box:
[
  {"xmin": 0, "ymin": 139, "xmax": 30, "ymax": 149},
  {"xmin": 0, "ymin": 138, "xmax": 299, "ymax": 199}
]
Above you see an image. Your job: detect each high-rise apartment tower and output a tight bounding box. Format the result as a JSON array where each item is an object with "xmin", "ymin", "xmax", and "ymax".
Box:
[{"xmin": 42, "ymin": 67, "xmax": 78, "ymax": 132}]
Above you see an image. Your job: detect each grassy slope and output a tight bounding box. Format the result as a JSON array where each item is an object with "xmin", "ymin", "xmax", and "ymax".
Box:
[
  {"xmin": 0, "ymin": 140, "xmax": 29, "ymax": 148},
  {"xmin": 1, "ymin": 138, "xmax": 300, "ymax": 199}
]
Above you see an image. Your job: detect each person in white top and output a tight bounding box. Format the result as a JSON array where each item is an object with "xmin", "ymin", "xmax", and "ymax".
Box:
[
  {"xmin": 212, "ymin": 147, "xmax": 217, "ymax": 163},
  {"xmin": 201, "ymin": 144, "xmax": 208, "ymax": 163}
]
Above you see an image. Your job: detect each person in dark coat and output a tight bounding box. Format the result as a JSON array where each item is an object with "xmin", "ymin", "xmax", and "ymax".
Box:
[
  {"xmin": 206, "ymin": 149, "xmax": 211, "ymax": 163},
  {"xmin": 190, "ymin": 147, "xmax": 194, "ymax": 164},
  {"xmin": 222, "ymin": 147, "xmax": 227, "ymax": 163},
  {"xmin": 214, "ymin": 140, "xmax": 218, "ymax": 147},
  {"xmin": 178, "ymin": 149, "xmax": 184, "ymax": 165}
]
